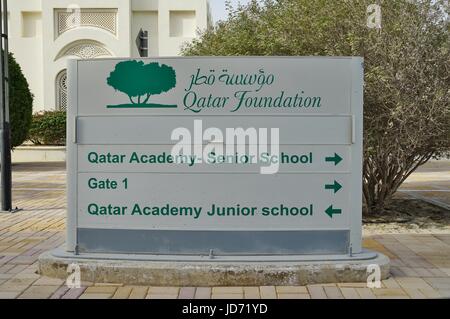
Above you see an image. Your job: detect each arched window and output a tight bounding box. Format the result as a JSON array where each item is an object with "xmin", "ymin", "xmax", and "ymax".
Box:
[{"xmin": 56, "ymin": 70, "xmax": 67, "ymax": 111}]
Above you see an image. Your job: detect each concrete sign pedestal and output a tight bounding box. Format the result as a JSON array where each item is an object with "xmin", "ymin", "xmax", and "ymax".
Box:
[{"xmin": 39, "ymin": 247, "xmax": 390, "ymax": 286}]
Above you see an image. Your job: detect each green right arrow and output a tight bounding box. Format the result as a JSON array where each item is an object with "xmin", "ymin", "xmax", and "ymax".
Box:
[
  {"xmin": 325, "ymin": 153, "xmax": 343, "ymax": 165},
  {"xmin": 325, "ymin": 180, "xmax": 342, "ymax": 194},
  {"xmin": 325, "ymin": 205, "xmax": 342, "ymax": 218}
]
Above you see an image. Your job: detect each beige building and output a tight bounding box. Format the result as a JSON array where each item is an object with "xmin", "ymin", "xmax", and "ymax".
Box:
[{"xmin": 8, "ymin": 0, "xmax": 212, "ymax": 112}]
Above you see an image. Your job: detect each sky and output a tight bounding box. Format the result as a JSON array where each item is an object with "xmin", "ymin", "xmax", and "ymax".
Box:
[{"xmin": 208, "ymin": 0, "xmax": 254, "ymax": 24}]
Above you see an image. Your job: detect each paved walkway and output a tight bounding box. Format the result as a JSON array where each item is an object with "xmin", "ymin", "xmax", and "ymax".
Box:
[
  {"xmin": 399, "ymin": 160, "xmax": 450, "ymax": 210},
  {"xmin": 0, "ymin": 161, "xmax": 449, "ymax": 299}
]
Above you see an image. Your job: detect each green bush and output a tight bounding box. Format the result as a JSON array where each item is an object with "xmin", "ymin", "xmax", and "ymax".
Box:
[
  {"xmin": 28, "ymin": 111, "xmax": 66, "ymax": 146},
  {"xmin": 9, "ymin": 53, "xmax": 33, "ymax": 148}
]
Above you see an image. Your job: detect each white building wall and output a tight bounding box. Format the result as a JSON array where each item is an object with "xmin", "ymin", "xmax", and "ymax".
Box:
[
  {"xmin": 9, "ymin": 0, "xmax": 44, "ymax": 111},
  {"xmin": 8, "ymin": 0, "xmax": 210, "ymax": 112}
]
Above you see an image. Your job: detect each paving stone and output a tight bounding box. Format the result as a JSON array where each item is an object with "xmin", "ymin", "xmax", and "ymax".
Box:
[
  {"xmin": 372, "ymin": 288, "xmax": 408, "ymax": 297},
  {"xmin": 412, "ymin": 268, "xmax": 434, "ymax": 277},
  {"xmin": 276, "ymin": 286, "xmax": 308, "ymax": 294},
  {"xmin": 33, "ymin": 276, "xmax": 65, "ymax": 286},
  {"xmin": 277, "ymin": 293, "xmax": 310, "ymax": 299},
  {"xmin": 355, "ymin": 288, "xmax": 376, "ymax": 299},
  {"xmin": 129, "ymin": 286, "xmax": 148, "ymax": 299},
  {"xmin": 84, "ymin": 286, "xmax": 118, "ymax": 294},
  {"xmin": 0, "ymin": 283, "xmax": 30, "ymax": 292},
  {"xmin": 390, "ymin": 259, "xmax": 406, "ymax": 267},
  {"xmin": 424, "ymin": 277, "xmax": 450, "ymax": 290},
  {"xmin": 0, "ymin": 291, "xmax": 20, "ymax": 299},
  {"xmin": 390, "ymin": 267, "xmax": 407, "ymax": 277},
  {"xmin": 11, "ymin": 272, "xmax": 40, "ymax": 280},
  {"xmin": 80, "ymin": 281, "xmax": 94, "ymax": 287},
  {"xmin": 79, "ymin": 293, "xmax": 112, "ymax": 299},
  {"xmin": 377, "ymin": 295, "xmax": 410, "ymax": 299},
  {"xmin": 212, "ymin": 294, "xmax": 243, "ymax": 299},
  {"xmin": 6, "ymin": 264, "xmax": 29, "ymax": 274},
  {"xmin": 419, "ymin": 289, "xmax": 441, "ymax": 298},
  {"xmin": 427, "ymin": 268, "xmax": 447, "ymax": 277},
  {"xmin": 61, "ymin": 287, "xmax": 86, "ymax": 299},
  {"xmin": 337, "ymin": 282, "xmax": 368, "ymax": 288},
  {"xmin": 9, "ymin": 256, "xmax": 38, "ymax": 266},
  {"xmin": 399, "ymin": 267, "xmax": 420, "ymax": 276},
  {"xmin": 0, "ymin": 273, "xmax": 14, "ymax": 280},
  {"xmin": 437, "ymin": 289, "xmax": 450, "ymax": 298},
  {"xmin": 148, "ymin": 286, "xmax": 180, "ymax": 295},
  {"xmin": 94, "ymin": 283, "xmax": 123, "ymax": 287},
  {"xmin": 178, "ymin": 287, "xmax": 196, "ymax": 299},
  {"xmin": 50, "ymin": 286, "xmax": 70, "ymax": 299},
  {"xmin": 340, "ymin": 287, "xmax": 360, "ymax": 299},
  {"xmin": 212, "ymin": 287, "xmax": 243, "ymax": 294},
  {"xmin": 324, "ymin": 286, "xmax": 344, "ymax": 299},
  {"xmin": 259, "ymin": 286, "xmax": 277, "ymax": 299},
  {"xmin": 405, "ymin": 288, "xmax": 428, "ymax": 299},
  {"xmin": 147, "ymin": 294, "xmax": 178, "ymax": 299},
  {"xmin": 240, "ymin": 287, "xmax": 259, "ymax": 299},
  {"xmin": 18, "ymin": 285, "xmax": 60, "ymax": 299},
  {"xmin": 112, "ymin": 286, "xmax": 133, "ymax": 299},
  {"xmin": 195, "ymin": 287, "xmax": 211, "ymax": 299},
  {"xmin": 396, "ymin": 277, "xmax": 434, "ymax": 290},
  {"xmin": 307, "ymin": 285, "xmax": 327, "ymax": 299},
  {"xmin": 382, "ymin": 277, "xmax": 401, "ymax": 289},
  {"xmin": 3, "ymin": 277, "xmax": 37, "ymax": 287}
]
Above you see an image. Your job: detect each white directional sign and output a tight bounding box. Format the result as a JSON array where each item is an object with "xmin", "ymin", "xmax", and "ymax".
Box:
[{"xmin": 67, "ymin": 57, "xmax": 363, "ymax": 256}]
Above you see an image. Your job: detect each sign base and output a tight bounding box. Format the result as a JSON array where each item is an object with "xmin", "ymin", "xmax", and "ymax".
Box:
[{"xmin": 38, "ymin": 246, "xmax": 390, "ymax": 286}]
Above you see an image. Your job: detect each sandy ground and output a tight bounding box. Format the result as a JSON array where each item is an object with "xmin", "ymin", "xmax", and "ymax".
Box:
[
  {"xmin": 363, "ymin": 159, "xmax": 450, "ymax": 235},
  {"xmin": 363, "ymin": 197, "xmax": 450, "ymax": 235}
]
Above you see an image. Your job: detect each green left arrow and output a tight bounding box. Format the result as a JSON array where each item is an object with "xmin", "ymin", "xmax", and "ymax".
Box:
[
  {"xmin": 325, "ymin": 180, "xmax": 342, "ymax": 194},
  {"xmin": 325, "ymin": 205, "xmax": 342, "ymax": 218}
]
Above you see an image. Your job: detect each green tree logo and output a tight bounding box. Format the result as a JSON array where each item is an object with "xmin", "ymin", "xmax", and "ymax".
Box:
[{"xmin": 106, "ymin": 60, "xmax": 177, "ymax": 108}]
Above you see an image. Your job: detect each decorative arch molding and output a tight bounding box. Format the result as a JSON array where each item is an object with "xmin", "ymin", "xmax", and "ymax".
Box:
[{"xmin": 55, "ymin": 40, "xmax": 112, "ymax": 61}]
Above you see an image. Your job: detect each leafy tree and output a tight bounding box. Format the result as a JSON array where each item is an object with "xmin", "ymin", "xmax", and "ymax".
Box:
[
  {"xmin": 9, "ymin": 53, "xmax": 33, "ymax": 149},
  {"xmin": 107, "ymin": 60, "xmax": 176, "ymax": 104},
  {"xmin": 182, "ymin": 0, "xmax": 450, "ymax": 214}
]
